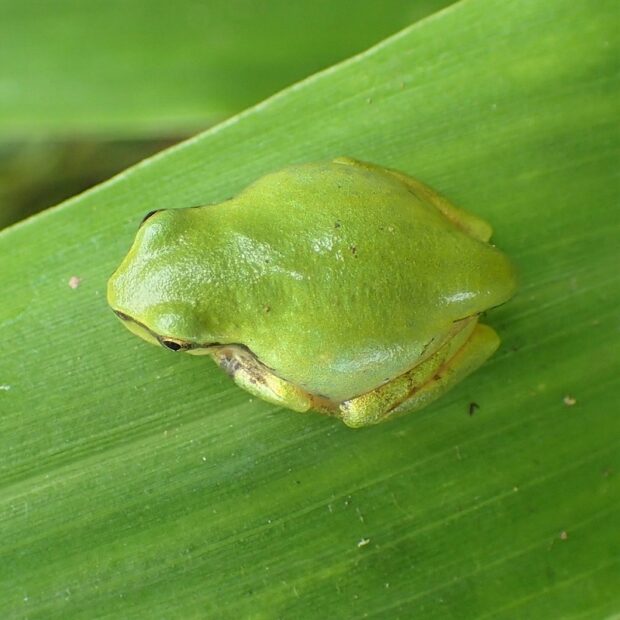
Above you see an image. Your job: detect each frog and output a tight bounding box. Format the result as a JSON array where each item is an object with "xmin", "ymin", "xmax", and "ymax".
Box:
[{"xmin": 107, "ymin": 157, "xmax": 517, "ymax": 427}]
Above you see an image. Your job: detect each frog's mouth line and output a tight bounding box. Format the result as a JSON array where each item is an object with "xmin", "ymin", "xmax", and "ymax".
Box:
[
  {"xmin": 112, "ymin": 309, "xmax": 219, "ymax": 352},
  {"xmin": 112, "ymin": 308, "xmax": 302, "ymax": 396}
]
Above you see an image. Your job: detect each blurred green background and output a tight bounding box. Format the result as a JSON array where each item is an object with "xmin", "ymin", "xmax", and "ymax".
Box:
[{"xmin": 0, "ymin": 0, "xmax": 453, "ymax": 228}]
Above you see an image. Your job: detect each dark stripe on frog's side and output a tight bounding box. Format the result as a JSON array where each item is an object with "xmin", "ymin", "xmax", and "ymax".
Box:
[
  {"xmin": 111, "ymin": 309, "xmax": 277, "ymax": 375},
  {"xmin": 113, "ymin": 309, "xmax": 166, "ymax": 344},
  {"xmin": 113, "ymin": 309, "xmax": 338, "ymax": 411},
  {"xmin": 112, "ymin": 310, "xmax": 133, "ymax": 322},
  {"xmin": 112, "ymin": 309, "xmax": 219, "ymax": 351}
]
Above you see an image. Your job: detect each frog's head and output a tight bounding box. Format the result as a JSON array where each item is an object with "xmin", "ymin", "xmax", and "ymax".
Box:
[{"xmin": 107, "ymin": 208, "xmax": 220, "ymax": 353}]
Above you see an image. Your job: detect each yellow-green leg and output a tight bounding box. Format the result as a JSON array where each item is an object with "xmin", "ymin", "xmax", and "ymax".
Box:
[
  {"xmin": 339, "ymin": 322, "xmax": 500, "ymax": 428},
  {"xmin": 212, "ymin": 345, "xmax": 315, "ymax": 412}
]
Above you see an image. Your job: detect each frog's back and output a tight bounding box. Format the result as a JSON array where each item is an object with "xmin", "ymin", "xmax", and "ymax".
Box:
[{"xmin": 201, "ymin": 160, "xmax": 515, "ymax": 401}]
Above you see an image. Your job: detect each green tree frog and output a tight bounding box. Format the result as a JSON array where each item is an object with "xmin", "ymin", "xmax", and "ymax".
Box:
[{"xmin": 108, "ymin": 157, "xmax": 517, "ymax": 427}]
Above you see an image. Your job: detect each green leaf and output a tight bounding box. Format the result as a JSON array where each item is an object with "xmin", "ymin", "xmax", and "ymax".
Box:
[
  {"xmin": 1, "ymin": 0, "xmax": 618, "ymax": 617},
  {"xmin": 0, "ymin": 0, "xmax": 452, "ymax": 139}
]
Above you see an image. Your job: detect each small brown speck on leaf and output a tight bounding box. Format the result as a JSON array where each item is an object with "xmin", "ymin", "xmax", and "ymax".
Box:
[
  {"xmin": 68, "ymin": 276, "xmax": 81, "ymax": 289},
  {"xmin": 469, "ymin": 402, "xmax": 479, "ymax": 416},
  {"xmin": 563, "ymin": 395, "xmax": 577, "ymax": 406}
]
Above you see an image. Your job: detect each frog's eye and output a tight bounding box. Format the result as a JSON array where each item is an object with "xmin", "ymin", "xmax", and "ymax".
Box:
[
  {"xmin": 160, "ymin": 339, "xmax": 185, "ymax": 351},
  {"xmin": 140, "ymin": 209, "xmax": 163, "ymax": 225}
]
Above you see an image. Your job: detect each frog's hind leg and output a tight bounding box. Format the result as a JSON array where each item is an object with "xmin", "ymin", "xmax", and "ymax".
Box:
[
  {"xmin": 211, "ymin": 344, "xmax": 320, "ymax": 413},
  {"xmin": 339, "ymin": 321, "xmax": 500, "ymax": 428}
]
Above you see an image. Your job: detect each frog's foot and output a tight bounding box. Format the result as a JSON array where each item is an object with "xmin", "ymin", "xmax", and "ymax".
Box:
[
  {"xmin": 212, "ymin": 344, "xmax": 328, "ymax": 414},
  {"xmin": 338, "ymin": 321, "xmax": 500, "ymax": 428}
]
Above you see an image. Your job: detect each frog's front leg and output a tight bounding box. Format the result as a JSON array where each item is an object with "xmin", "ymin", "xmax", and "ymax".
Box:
[
  {"xmin": 211, "ymin": 345, "xmax": 321, "ymax": 413},
  {"xmin": 338, "ymin": 321, "xmax": 500, "ymax": 428}
]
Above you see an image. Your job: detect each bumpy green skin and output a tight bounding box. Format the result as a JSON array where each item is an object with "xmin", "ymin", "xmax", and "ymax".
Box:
[{"xmin": 108, "ymin": 158, "xmax": 517, "ymax": 427}]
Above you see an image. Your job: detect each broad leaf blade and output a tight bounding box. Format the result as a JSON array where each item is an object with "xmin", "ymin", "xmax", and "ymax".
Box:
[{"xmin": 1, "ymin": 0, "xmax": 618, "ymax": 617}]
